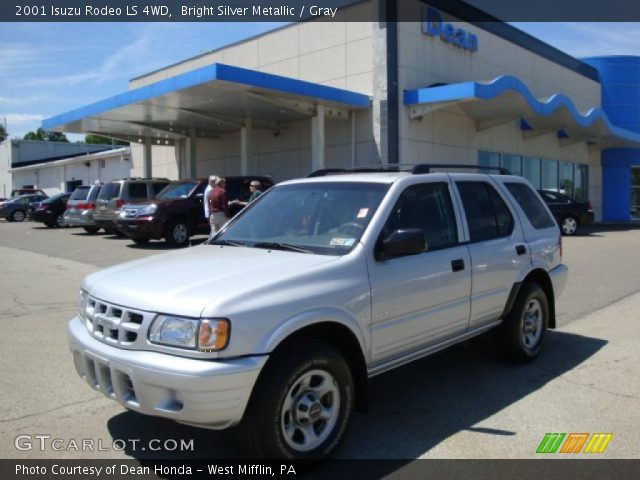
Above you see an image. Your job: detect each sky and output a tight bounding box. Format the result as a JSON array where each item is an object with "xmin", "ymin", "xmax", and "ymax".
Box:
[{"xmin": 1, "ymin": 21, "xmax": 640, "ymax": 141}]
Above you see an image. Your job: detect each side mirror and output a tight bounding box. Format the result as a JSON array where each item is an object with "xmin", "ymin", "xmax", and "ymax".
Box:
[{"xmin": 376, "ymin": 228, "xmax": 426, "ymax": 260}]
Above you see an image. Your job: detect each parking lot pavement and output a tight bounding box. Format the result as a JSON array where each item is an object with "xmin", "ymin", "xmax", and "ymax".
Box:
[{"xmin": 0, "ymin": 221, "xmax": 638, "ymax": 459}]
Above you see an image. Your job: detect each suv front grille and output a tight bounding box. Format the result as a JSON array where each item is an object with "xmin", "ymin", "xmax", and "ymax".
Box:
[{"xmin": 84, "ymin": 296, "xmax": 151, "ymax": 348}]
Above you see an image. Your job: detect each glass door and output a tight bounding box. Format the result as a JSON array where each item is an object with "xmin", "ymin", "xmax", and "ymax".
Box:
[{"xmin": 631, "ymin": 167, "xmax": 640, "ymax": 219}]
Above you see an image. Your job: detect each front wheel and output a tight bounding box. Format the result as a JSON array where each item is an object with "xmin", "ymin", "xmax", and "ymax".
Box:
[
  {"xmin": 501, "ymin": 283, "xmax": 549, "ymax": 362},
  {"xmin": 560, "ymin": 215, "xmax": 579, "ymax": 236},
  {"xmin": 238, "ymin": 339, "xmax": 354, "ymax": 460},
  {"xmin": 165, "ymin": 220, "xmax": 190, "ymax": 248}
]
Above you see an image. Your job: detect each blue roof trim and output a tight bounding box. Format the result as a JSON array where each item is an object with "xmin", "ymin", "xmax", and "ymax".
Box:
[
  {"xmin": 43, "ymin": 63, "xmax": 370, "ymax": 130},
  {"xmin": 403, "ymin": 75, "xmax": 640, "ymax": 145}
]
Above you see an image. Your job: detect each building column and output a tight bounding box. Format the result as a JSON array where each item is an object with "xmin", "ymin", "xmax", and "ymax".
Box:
[
  {"xmin": 187, "ymin": 128, "xmax": 197, "ymax": 178},
  {"xmin": 311, "ymin": 104, "xmax": 326, "ymax": 172},
  {"xmin": 240, "ymin": 117, "xmax": 252, "ymax": 176},
  {"xmin": 143, "ymin": 137, "xmax": 152, "ymax": 178}
]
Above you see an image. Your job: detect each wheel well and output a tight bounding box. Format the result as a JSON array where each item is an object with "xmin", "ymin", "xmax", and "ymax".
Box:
[
  {"xmin": 269, "ymin": 322, "xmax": 369, "ymax": 412},
  {"xmin": 523, "ymin": 269, "xmax": 556, "ymax": 328}
]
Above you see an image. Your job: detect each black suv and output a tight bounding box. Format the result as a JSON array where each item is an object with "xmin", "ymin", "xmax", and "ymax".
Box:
[
  {"xmin": 538, "ymin": 190, "xmax": 594, "ymax": 236},
  {"xmin": 117, "ymin": 176, "xmax": 273, "ymax": 247}
]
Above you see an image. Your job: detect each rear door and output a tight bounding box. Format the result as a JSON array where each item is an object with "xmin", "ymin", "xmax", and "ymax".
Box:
[
  {"xmin": 368, "ymin": 179, "xmax": 471, "ymax": 365},
  {"xmin": 453, "ymin": 176, "xmax": 529, "ymax": 329}
]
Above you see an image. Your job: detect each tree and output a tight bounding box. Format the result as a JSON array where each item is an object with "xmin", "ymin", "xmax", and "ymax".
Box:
[
  {"xmin": 84, "ymin": 134, "xmax": 128, "ymax": 146},
  {"xmin": 0, "ymin": 124, "xmax": 7, "ymax": 142},
  {"xmin": 23, "ymin": 128, "xmax": 69, "ymax": 142}
]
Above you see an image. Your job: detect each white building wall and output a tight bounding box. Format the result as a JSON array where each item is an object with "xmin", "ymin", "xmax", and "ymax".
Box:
[{"xmin": 129, "ymin": 144, "xmax": 179, "ymax": 179}]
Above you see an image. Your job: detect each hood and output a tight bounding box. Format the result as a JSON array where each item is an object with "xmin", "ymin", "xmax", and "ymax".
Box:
[{"xmin": 83, "ymin": 245, "xmax": 338, "ymax": 317}]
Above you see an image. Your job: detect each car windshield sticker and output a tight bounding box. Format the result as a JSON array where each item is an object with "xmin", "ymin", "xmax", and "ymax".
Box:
[
  {"xmin": 330, "ymin": 237, "xmax": 355, "ymax": 247},
  {"xmin": 357, "ymin": 208, "xmax": 369, "ymax": 218}
]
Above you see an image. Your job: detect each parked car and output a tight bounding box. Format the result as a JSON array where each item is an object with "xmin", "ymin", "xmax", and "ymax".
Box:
[
  {"xmin": 538, "ymin": 189, "xmax": 594, "ymax": 236},
  {"xmin": 31, "ymin": 192, "xmax": 71, "ymax": 227},
  {"xmin": 68, "ymin": 165, "xmax": 567, "ymax": 460},
  {"xmin": 10, "ymin": 188, "xmax": 46, "ymax": 197},
  {"xmin": 93, "ymin": 178, "xmax": 171, "ymax": 235},
  {"xmin": 0, "ymin": 194, "xmax": 48, "ymax": 222},
  {"xmin": 64, "ymin": 184, "xmax": 102, "ymax": 234},
  {"xmin": 117, "ymin": 176, "xmax": 274, "ymax": 247}
]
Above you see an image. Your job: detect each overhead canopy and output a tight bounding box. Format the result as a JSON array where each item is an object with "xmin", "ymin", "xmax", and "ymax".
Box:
[
  {"xmin": 42, "ymin": 63, "xmax": 370, "ymax": 144},
  {"xmin": 404, "ymin": 75, "xmax": 640, "ymax": 150}
]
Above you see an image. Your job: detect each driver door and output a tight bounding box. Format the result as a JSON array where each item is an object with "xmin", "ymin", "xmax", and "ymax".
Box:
[{"xmin": 368, "ymin": 181, "xmax": 471, "ymax": 366}]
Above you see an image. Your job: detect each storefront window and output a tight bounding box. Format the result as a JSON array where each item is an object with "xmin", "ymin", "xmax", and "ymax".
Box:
[
  {"xmin": 478, "ymin": 151, "xmax": 500, "ymax": 167},
  {"xmin": 501, "ymin": 154, "xmax": 522, "ymax": 176},
  {"xmin": 574, "ymin": 164, "xmax": 589, "ymax": 201},
  {"xmin": 522, "ymin": 157, "xmax": 541, "ymax": 189},
  {"xmin": 559, "ymin": 162, "xmax": 574, "ymax": 197},
  {"xmin": 541, "ymin": 159, "xmax": 558, "ymax": 191}
]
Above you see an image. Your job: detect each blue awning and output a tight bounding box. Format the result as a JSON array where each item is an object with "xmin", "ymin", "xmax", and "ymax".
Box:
[
  {"xmin": 43, "ymin": 63, "xmax": 370, "ymax": 143},
  {"xmin": 404, "ymin": 75, "xmax": 640, "ymax": 149}
]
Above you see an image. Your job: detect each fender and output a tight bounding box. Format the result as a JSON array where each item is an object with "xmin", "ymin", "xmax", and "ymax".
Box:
[{"xmin": 257, "ymin": 306, "xmax": 368, "ymax": 358}]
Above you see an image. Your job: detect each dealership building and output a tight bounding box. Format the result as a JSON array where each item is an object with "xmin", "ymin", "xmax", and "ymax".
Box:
[{"xmin": 43, "ymin": 1, "xmax": 640, "ymax": 221}]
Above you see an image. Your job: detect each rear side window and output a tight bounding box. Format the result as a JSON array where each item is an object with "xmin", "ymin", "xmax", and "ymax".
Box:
[
  {"xmin": 506, "ymin": 182, "xmax": 555, "ymax": 229},
  {"xmin": 383, "ymin": 182, "xmax": 458, "ymax": 251},
  {"xmin": 152, "ymin": 182, "xmax": 169, "ymax": 196},
  {"xmin": 456, "ymin": 182, "xmax": 514, "ymax": 242},
  {"xmin": 69, "ymin": 187, "xmax": 90, "ymax": 200},
  {"xmin": 127, "ymin": 183, "xmax": 148, "ymax": 199},
  {"xmin": 98, "ymin": 183, "xmax": 121, "ymax": 199}
]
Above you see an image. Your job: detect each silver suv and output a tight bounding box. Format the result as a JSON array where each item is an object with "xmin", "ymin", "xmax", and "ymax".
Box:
[
  {"xmin": 94, "ymin": 178, "xmax": 170, "ymax": 234},
  {"xmin": 68, "ymin": 165, "xmax": 567, "ymax": 460}
]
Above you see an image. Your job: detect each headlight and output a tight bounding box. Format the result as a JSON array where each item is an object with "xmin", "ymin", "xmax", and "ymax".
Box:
[
  {"xmin": 149, "ymin": 315, "xmax": 230, "ymax": 351},
  {"xmin": 138, "ymin": 204, "xmax": 157, "ymax": 216},
  {"xmin": 78, "ymin": 290, "xmax": 88, "ymax": 319}
]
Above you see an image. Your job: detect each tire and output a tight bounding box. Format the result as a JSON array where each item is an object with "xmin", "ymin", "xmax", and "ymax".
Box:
[
  {"xmin": 132, "ymin": 237, "xmax": 150, "ymax": 245},
  {"xmin": 55, "ymin": 214, "xmax": 66, "ymax": 228},
  {"xmin": 560, "ymin": 215, "xmax": 579, "ymax": 236},
  {"xmin": 103, "ymin": 225, "xmax": 117, "ymax": 235},
  {"xmin": 501, "ymin": 283, "xmax": 549, "ymax": 363},
  {"xmin": 165, "ymin": 219, "xmax": 190, "ymax": 248},
  {"xmin": 238, "ymin": 339, "xmax": 354, "ymax": 460},
  {"xmin": 83, "ymin": 226, "xmax": 100, "ymax": 234},
  {"xmin": 10, "ymin": 210, "xmax": 26, "ymax": 222}
]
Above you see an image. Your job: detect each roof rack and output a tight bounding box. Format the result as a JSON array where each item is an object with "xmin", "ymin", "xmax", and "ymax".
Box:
[{"xmin": 307, "ymin": 163, "xmax": 511, "ymax": 178}]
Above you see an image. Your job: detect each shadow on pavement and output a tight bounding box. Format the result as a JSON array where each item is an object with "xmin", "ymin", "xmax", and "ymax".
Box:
[
  {"xmin": 576, "ymin": 223, "xmax": 640, "ymax": 237},
  {"xmin": 125, "ymin": 238, "xmax": 208, "ymax": 250},
  {"xmin": 106, "ymin": 329, "xmax": 606, "ymax": 468}
]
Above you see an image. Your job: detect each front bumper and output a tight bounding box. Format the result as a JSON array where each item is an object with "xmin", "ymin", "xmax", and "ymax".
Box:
[
  {"xmin": 117, "ymin": 217, "xmax": 164, "ymax": 239},
  {"xmin": 549, "ymin": 263, "xmax": 569, "ymax": 299},
  {"xmin": 67, "ymin": 316, "xmax": 266, "ymax": 429}
]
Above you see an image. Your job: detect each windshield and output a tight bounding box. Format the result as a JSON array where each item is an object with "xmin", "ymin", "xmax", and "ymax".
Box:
[
  {"xmin": 157, "ymin": 181, "xmax": 199, "ymax": 199},
  {"xmin": 214, "ymin": 182, "xmax": 389, "ymax": 255}
]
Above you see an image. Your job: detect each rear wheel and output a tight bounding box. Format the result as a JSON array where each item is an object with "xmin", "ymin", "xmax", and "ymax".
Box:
[
  {"xmin": 55, "ymin": 214, "xmax": 65, "ymax": 228},
  {"xmin": 560, "ymin": 215, "xmax": 579, "ymax": 236},
  {"xmin": 238, "ymin": 339, "xmax": 354, "ymax": 460},
  {"xmin": 10, "ymin": 210, "xmax": 26, "ymax": 222},
  {"xmin": 501, "ymin": 283, "xmax": 549, "ymax": 362},
  {"xmin": 165, "ymin": 219, "xmax": 190, "ymax": 248},
  {"xmin": 83, "ymin": 226, "xmax": 100, "ymax": 234}
]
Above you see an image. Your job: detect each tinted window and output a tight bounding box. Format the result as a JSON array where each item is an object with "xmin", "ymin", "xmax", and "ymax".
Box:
[
  {"xmin": 506, "ymin": 182, "xmax": 555, "ymax": 229},
  {"xmin": 456, "ymin": 182, "xmax": 514, "ymax": 242},
  {"xmin": 69, "ymin": 186, "xmax": 90, "ymax": 200},
  {"xmin": 152, "ymin": 182, "xmax": 169, "ymax": 196},
  {"xmin": 157, "ymin": 182, "xmax": 199, "ymax": 199},
  {"xmin": 382, "ymin": 183, "xmax": 458, "ymax": 251},
  {"xmin": 97, "ymin": 182, "xmax": 121, "ymax": 199},
  {"xmin": 42, "ymin": 193, "xmax": 68, "ymax": 204},
  {"xmin": 127, "ymin": 183, "xmax": 148, "ymax": 199}
]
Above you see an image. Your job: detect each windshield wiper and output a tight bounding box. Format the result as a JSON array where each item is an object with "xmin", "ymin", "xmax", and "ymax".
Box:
[
  {"xmin": 252, "ymin": 242, "xmax": 313, "ymax": 254},
  {"xmin": 210, "ymin": 239, "xmax": 246, "ymax": 247}
]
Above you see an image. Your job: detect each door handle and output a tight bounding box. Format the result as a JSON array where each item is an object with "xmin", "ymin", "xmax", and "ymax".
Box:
[
  {"xmin": 451, "ymin": 259, "xmax": 465, "ymax": 272},
  {"xmin": 515, "ymin": 245, "xmax": 527, "ymax": 255}
]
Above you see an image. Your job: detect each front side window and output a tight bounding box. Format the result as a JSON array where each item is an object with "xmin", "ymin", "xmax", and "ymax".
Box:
[
  {"xmin": 215, "ymin": 182, "xmax": 389, "ymax": 255},
  {"xmin": 381, "ymin": 182, "xmax": 458, "ymax": 251},
  {"xmin": 506, "ymin": 182, "xmax": 555, "ymax": 229},
  {"xmin": 456, "ymin": 182, "xmax": 514, "ymax": 242},
  {"xmin": 157, "ymin": 182, "xmax": 199, "ymax": 200}
]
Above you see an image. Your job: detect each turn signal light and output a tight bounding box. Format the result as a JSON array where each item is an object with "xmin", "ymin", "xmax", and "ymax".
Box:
[{"xmin": 198, "ymin": 319, "xmax": 230, "ymax": 351}]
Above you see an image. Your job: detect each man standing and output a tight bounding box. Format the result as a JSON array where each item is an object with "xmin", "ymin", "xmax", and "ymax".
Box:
[
  {"xmin": 203, "ymin": 175, "xmax": 216, "ymax": 222},
  {"xmin": 233, "ymin": 180, "xmax": 263, "ymax": 207},
  {"xmin": 208, "ymin": 176, "xmax": 227, "ymax": 238}
]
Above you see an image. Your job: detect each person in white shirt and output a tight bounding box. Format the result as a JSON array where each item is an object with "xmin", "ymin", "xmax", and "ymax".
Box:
[{"xmin": 203, "ymin": 175, "xmax": 217, "ymax": 222}]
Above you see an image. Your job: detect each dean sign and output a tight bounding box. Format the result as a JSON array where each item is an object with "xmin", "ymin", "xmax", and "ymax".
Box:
[{"xmin": 422, "ymin": 6, "xmax": 479, "ymax": 53}]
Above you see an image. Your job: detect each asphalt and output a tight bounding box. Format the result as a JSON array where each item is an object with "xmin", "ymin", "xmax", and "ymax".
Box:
[{"xmin": 0, "ymin": 221, "xmax": 638, "ymax": 460}]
